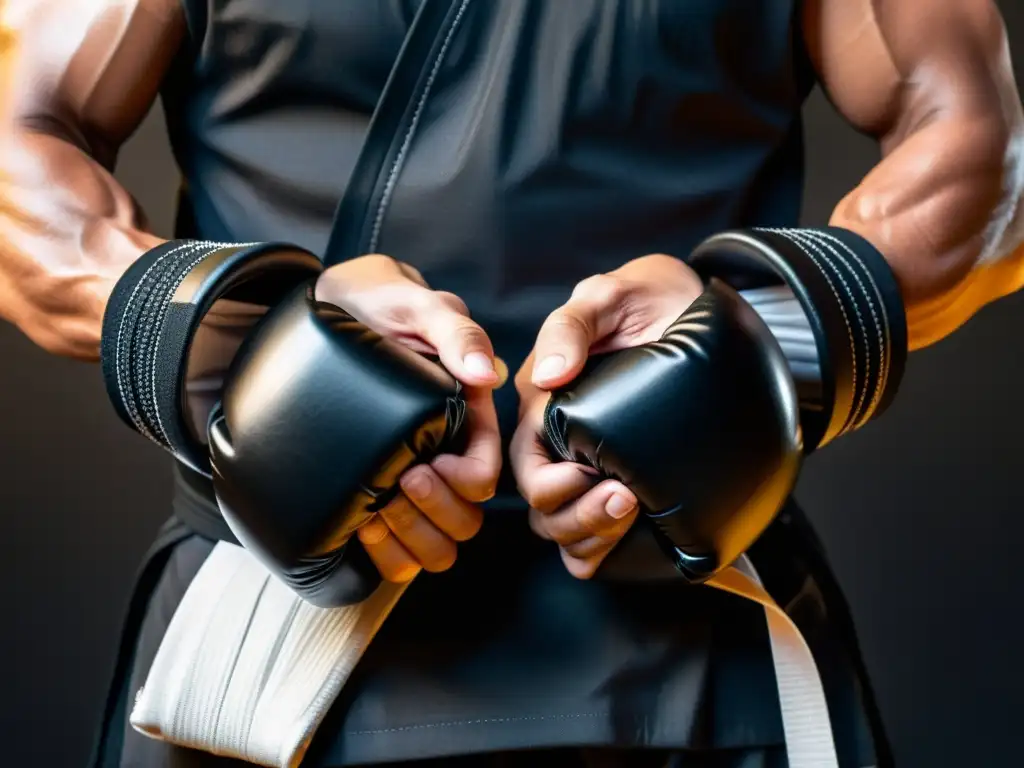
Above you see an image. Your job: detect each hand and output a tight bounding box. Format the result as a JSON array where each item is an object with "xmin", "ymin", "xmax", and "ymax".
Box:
[
  {"xmin": 510, "ymin": 254, "xmax": 704, "ymax": 579},
  {"xmin": 316, "ymin": 255, "xmax": 506, "ymax": 583}
]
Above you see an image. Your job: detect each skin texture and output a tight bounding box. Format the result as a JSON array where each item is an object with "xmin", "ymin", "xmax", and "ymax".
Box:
[
  {"xmin": 811, "ymin": 0, "xmax": 1024, "ymax": 349},
  {"xmin": 0, "ymin": 0, "xmax": 180, "ymax": 358},
  {"xmin": 0, "ymin": 0, "xmax": 1021, "ymax": 580}
]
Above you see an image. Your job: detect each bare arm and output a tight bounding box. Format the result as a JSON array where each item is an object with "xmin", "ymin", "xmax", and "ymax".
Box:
[
  {"xmin": 806, "ymin": 0, "xmax": 1024, "ymax": 349},
  {"xmin": 0, "ymin": 0, "xmax": 185, "ymax": 359}
]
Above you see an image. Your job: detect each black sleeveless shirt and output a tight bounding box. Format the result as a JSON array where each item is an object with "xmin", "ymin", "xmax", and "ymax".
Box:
[{"xmin": 149, "ymin": 1, "xmax": 879, "ymax": 765}]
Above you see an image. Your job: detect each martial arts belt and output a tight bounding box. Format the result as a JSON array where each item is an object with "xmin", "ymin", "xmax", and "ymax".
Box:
[{"xmin": 101, "ymin": 228, "xmax": 906, "ymax": 768}]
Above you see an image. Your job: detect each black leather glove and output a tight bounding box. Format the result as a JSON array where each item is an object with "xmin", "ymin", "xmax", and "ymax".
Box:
[
  {"xmin": 101, "ymin": 240, "xmax": 466, "ymax": 608},
  {"xmin": 543, "ymin": 279, "xmax": 803, "ymax": 583},
  {"xmin": 542, "ymin": 226, "xmax": 907, "ymax": 583},
  {"xmin": 207, "ymin": 280, "xmax": 467, "ymax": 608}
]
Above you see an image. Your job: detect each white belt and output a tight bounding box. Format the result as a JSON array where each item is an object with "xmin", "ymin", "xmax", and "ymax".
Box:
[{"xmin": 130, "ymin": 542, "xmax": 838, "ymax": 768}]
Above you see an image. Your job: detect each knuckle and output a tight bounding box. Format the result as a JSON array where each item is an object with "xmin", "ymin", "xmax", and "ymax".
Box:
[
  {"xmin": 520, "ymin": 486, "xmax": 548, "ymax": 513},
  {"xmin": 571, "ymin": 273, "xmax": 623, "ymax": 306},
  {"xmin": 564, "ymin": 539, "xmax": 600, "ymax": 561},
  {"xmin": 550, "ymin": 529, "xmax": 578, "ymax": 547},
  {"xmin": 382, "ymin": 503, "xmax": 420, "ymax": 533},
  {"xmin": 560, "ymin": 550, "xmax": 598, "ymax": 580},
  {"xmin": 528, "ymin": 508, "xmax": 550, "ymax": 539},
  {"xmin": 435, "ymin": 291, "xmax": 469, "ymax": 315},
  {"xmin": 357, "ymin": 518, "xmax": 391, "ymax": 547},
  {"xmin": 363, "ymin": 253, "xmax": 403, "ymax": 273}
]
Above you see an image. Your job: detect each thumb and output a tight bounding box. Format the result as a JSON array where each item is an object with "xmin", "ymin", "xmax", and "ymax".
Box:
[{"xmin": 531, "ymin": 285, "xmax": 623, "ymax": 389}]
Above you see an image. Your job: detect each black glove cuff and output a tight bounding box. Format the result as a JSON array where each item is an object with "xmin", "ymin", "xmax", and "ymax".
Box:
[
  {"xmin": 99, "ymin": 239, "xmax": 323, "ymax": 475},
  {"xmin": 689, "ymin": 226, "xmax": 908, "ymax": 452}
]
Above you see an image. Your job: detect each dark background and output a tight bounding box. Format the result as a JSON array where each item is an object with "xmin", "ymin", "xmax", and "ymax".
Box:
[{"xmin": 2, "ymin": 4, "xmax": 1023, "ymax": 767}]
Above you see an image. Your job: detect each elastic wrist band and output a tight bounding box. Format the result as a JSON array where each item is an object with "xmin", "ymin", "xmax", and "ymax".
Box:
[
  {"xmin": 99, "ymin": 240, "xmax": 323, "ymax": 475},
  {"xmin": 690, "ymin": 227, "xmax": 907, "ymax": 452}
]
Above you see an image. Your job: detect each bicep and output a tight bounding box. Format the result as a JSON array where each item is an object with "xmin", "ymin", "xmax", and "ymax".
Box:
[
  {"xmin": 803, "ymin": 0, "xmax": 1024, "ymax": 340},
  {"xmin": 804, "ymin": 0, "xmax": 1017, "ymax": 142},
  {"xmin": 1, "ymin": 0, "xmax": 186, "ymax": 166}
]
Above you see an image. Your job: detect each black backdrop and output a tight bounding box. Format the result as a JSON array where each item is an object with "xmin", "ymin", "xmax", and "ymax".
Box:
[{"xmin": 2, "ymin": 5, "xmax": 1023, "ymax": 766}]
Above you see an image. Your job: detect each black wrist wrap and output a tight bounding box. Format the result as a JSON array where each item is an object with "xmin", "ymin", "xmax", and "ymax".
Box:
[
  {"xmin": 99, "ymin": 240, "xmax": 323, "ymax": 474},
  {"xmin": 688, "ymin": 226, "xmax": 908, "ymax": 452}
]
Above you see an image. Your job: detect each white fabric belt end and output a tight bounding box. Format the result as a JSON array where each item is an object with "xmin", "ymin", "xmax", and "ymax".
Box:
[
  {"xmin": 129, "ymin": 543, "xmax": 839, "ymax": 768},
  {"xmin": 129, "ymin": 542, "xmax": 408, "ymax": 768}
]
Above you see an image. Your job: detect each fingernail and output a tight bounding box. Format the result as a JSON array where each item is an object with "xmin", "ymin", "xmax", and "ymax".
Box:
[
  {"xmin": 402, "ymin": 470, "xmax": 433, "ymax": 501},
  {"xmin": 533, "ymin": 355, "xmax": 566, "ymax": 383},
  {"xmin": 463, "ymin": 352, "xmax": 496, "ymax": 380},
  {"xmin": 605, "ymin": 492, "xmax": 635, "ymax": 519}
]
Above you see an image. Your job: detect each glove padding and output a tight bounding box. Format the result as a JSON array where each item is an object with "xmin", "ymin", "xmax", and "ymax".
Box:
[
  {"xmin": 100, "ymin": 239, "xmax": 467, "ymax": 607},
  {"xmin": 542, "ymin": 226, "xmax": 907, "ymax": 583},
  {"xmin": 543, "ymin": 279, "xmax": 803, "ymax": 583},
  {"xmin": 208, "ymin": 280, "xmax": 467, "ymax": 608}
]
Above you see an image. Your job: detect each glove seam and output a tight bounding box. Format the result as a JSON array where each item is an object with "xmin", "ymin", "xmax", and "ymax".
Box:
[
  {"xmin": 778, "ymin": 229, "xmax": 874, "ymax": 433},
  {"xmin": 800, "ymin": 229, "xmax": 892, "ymax": 429}
]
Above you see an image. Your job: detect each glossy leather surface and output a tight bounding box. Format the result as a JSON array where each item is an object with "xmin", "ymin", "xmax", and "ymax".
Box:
[
  {"xmin": 688, "ymin": 227, "xmax": 907, "ymax": 452},
  {"xmin": 544, "ymin": 280, "xmax": 802, "ymax": 583},
  {"xmin": 208, "ymin": 280, "xmax": 466, "ymax": 608}
]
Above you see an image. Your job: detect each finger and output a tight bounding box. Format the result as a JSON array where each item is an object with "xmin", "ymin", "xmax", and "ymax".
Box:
[
  {"xmin": 528, "ymin": 507, "xmax": 553, "ymax": 540},
  {"xmin": 416, "ymin": 302, "xmax": 500, "ymax": 387},
  {"xmin": 562, "ymin": 534, "xmax": 618, "ymax": 561},
  {"xmin": 379, "ymin": 494, "xmax": 459, "ymax": 574},
  {"xmin": 518, "ymin": 459, "xmax": 597, "ymax": 516},
  {"xmin": 401, "ymin": 465, "xmax": 484, "ymax": 542},
  {"xmin": 528, "ymin": 513, "xmax": 619, "ymax": 570},
  {"xmin": 432, "ymin": 385, "xmax": 502, "ymax": 503},
  {"xmin": 357, "ymin": 518, "xmax": 422, "ymax": 583},
  {"xmin": 510, "ymin": 405, "xmax": 597, "ymax": 513},
  {"xmin": 559, "ymin": 547, "xmax": 609, "ymax": 581},
  {"xmin": 531, "ymin": 275, "xmax": 628, "ymax": 389},
  {"xmin": 538, "ymin": 479, "xmax": 638, "ymax": 547}
]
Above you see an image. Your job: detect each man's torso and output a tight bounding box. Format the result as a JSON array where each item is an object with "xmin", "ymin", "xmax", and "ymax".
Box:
[{"xmin": 113, "ymin": 2, "xmax": 881, "ymax": 765}]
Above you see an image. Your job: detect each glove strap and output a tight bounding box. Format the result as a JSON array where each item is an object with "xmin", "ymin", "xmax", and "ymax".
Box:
[
  {"xmin": 99, "ymin": 240, "xmax": 323, "ymax": 474},
  {"xmin": 690, "ymin": 226, "xmax": 908, "ymax": 452}
]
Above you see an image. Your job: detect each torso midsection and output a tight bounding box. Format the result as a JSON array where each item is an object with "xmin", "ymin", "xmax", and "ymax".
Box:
[{"xmin": 169, "ymin": 0, "xmax": 809, "ymax": 379}]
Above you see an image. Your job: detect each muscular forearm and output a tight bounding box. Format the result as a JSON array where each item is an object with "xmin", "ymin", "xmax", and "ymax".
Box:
[
  {"xmin": 0, "ymin": 0, "xmax": 184, "ymax": 360},
  {"xmin": 0, "ymin": 129, "xmax": 164, "ymax": 359},
  {"xmin": 831, "ymin": 111, "xmax": 1024, "ymax": 349},
  {"xmin": 807, "ymin": 0, "xmax": 1024, "ymax": 350}
]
